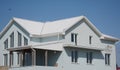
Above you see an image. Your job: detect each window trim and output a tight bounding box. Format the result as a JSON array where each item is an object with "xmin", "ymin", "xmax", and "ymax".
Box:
[
  {"xmin": 4, "ymin": 54, "xmax": 8, "ymax": 66},
  {"xmin": 71, "ymin": 33, "xmax": 78, "ymax": 45},
  {"xmin": 24, "ymin": 37, "xmax": 28, "ymax": 45},
  {"xmin": 71, "ymin": 50, "xmax": 78, "ymax": 63},
  {"xmin": 86, "ymin": 52, "xmax": 93, "ymax": 64},
  {"xmin": 10, "ymin": 32, "xmax": 14, "ymax": 47},
  {"xmin": 105, "ymin": 54, "xmax": 110, "ymax": 65},
  {"xmin": 4, "ymin": 39, "xmax": 8, "ymax": 49},
  {"xmin": 71, "ymin": 33, "xmax": 74, "ymax": 42},
  {"xmin": 89, "ymin": 36, "xmax": 92, "ymax": 44},
  {"xmin": 18, "ymin": 32, "xmax": 22, "ymax": 46}
]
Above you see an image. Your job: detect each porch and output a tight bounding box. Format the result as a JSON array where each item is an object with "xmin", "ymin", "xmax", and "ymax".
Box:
[{"xmin": 7, "ymin": 42, "xmax": 63, "ymax": 68}]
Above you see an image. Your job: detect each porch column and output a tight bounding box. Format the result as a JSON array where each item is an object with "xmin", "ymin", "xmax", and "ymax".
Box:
[
  {"xmin": 45, "ymin": 50, "xmax": 48, "ymax": 66},
  {"xmin": 22, "ymin": 51, "xmax": 25, "ymax": 66},
  {"xmin": 31, "ymin": 48, "xmax": 36, "ymax": 66},
  {"xmin": 19, "ymin": 51, "xmax": 23, "ymax": 66}
]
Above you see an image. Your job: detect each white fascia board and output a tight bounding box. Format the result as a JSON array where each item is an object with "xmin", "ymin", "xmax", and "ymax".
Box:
[
  {"xmin": 63, "ymin": 16, "xmax": 84, "ymax": 32},
  {"xmin": 83, "ymin": 16, "xmax": 102, "ymax": 37},
  {"xmin": 0, "ymin": 19, "xmax": 14, "ymax": 38},
  {"xmin": 63, "ymin": 44, "xmax": 105, "ymax": 51},
  {"xmin": 100, "ymin": 34, "xmax": 119, "ymax": 42},
  {"xmin": 30, "ymin": 32, "xmax": 64, "ymax": 38}
]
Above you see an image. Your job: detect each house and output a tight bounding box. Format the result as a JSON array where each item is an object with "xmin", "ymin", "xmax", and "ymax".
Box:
[{"xmin": 0, "ymin": 16, "xmax": 119, "ymax": 70}]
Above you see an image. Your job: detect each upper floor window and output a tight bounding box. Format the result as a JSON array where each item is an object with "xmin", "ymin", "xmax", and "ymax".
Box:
[
  {"xmin": 71, "ymin": 50, "xmax": 78, "ymax": 63},
  {"xmin": 86, "ymin": 52, "xmax": 93, "ymax": 64},
  {"xmin": 4, "ymin": 54, "xmax": 8, "ymax": 66},
  {"xmin": 105, "ymin": 54, "xmax": 110, "ymax": 65},
  {"xmin": 4, "ymin": 39, "xmax": 8, "ymax": 49},
  {"xmin": 24, "ymin": 37, "xmax": 28, "ymax": 45},
  {"xmin": 18, "ymin": 32, "xmax": 22, "ymax": 46},
  {"xmin": 71, "ymin": 33, "xmax": 78, "ymax": 45},
  {"xmin": 10, "ymin": 32, "xmax": 14, "ymax": 47},
  {"xmin": 89, "ymin": 36, "xmax": 92, "ymax": 44}
]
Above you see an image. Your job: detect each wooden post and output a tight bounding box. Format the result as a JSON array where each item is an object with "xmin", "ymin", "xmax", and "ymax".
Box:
[
  {"xmin": 31, "ymin": 48, "xmax": 36, "ymax": 66},
  {"xmin": 19, "ymin": 51, "xmax": 23, "ymax": 66},
  {"xmin": 45, "ymin": 50, "xmax": 48, "ymax": 66},
  {"xmin": 22, "ymin": 51, "xmax": 25, "ymax": 66},
  {"xmin": 9, "ymin": 51, "xmax": 12, "ymax": 67}
]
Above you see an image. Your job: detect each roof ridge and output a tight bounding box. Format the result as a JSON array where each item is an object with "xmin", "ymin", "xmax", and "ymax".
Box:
[
  {"xmin": 47, "ymin": 16, "xmax": 84, "ymax": 23},
  {"xmin": 13, "ymin": 17, "xmax": 44, "ymax": 23}
]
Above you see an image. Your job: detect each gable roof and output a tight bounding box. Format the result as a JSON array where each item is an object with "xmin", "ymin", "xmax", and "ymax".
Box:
[
  {"xmin": 0, "ymin": 16, "xmax": 119, "ymax": 42},
  {"xmin": 13, "ymin": 17, "xmax": 44, "ymax": 35}
]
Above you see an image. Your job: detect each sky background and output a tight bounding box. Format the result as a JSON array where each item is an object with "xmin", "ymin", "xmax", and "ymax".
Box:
[{"xmin": 0, "ymin": 0, "xmax": 120, "ymax": 66}]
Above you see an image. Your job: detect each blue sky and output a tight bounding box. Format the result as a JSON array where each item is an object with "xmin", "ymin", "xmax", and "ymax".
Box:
[{"xmin": 0, "ymin": 0, "xmax": 120, "ymax": 66}]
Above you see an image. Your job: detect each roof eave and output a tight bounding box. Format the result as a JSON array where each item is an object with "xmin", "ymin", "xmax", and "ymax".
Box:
[
  {"xmin": 100, "ymin": 36, "xmax": 119, "ymax": 42},
  {"xmin": 0, "ymin": 19, "xmax": 14, "ymax": 39},
  {"xmin": 30, "ymin": 32, "xmax": 64, "ymax": 38}
]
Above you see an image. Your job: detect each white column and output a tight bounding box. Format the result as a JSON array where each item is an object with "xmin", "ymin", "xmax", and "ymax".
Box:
[{"xmin": 45, "ymin": 50, "xmax": 48, "ymax": 66}]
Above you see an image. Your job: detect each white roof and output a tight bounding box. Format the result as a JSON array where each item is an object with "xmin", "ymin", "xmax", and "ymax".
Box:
[
  {"xmin": 13, "ymin": 17, "xmax": 44, "ymax": 35},
  {"xmin": 13, "ymin": 16, "xmax": 83, "ymax": 35},
  {"xmin": 41, "ymin": 16, "xmax": 83, "ymax": 35},
  {"xmin": 0, "ymin": 16, "xmax": 119, "ymax": 41}
]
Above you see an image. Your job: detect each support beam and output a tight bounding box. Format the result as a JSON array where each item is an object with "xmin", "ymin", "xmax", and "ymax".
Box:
[
  {"xmin": 19, "ymin": 51, "xmax": 23, "ymax": 66},
  {"xmin": 22, "ymin": 51, "xmax": 25, "ymax": 66},
  {"xmin": 31, "ymin": 48, "xmax": 36, "ymax": 66},
  {"xmin": 45, "ymin": 50, "xmax": 48, "ymax": 66},
  {"xmin": 9, "ymin": 51, "xmax": 12, "ymax": 67}
]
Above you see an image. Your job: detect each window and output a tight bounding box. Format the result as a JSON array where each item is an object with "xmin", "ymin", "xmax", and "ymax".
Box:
[
  {"xmin": 10, "ymin": 32, "xmax": 14, "ymax": 47},
  {"xmin": 89, "ymin": 36, "xmax": 92, "ymax": 44},
  {"xmin": 86, "ymin": 52, "xmax": 93, "ymax": 64},
  {"xmin": 71, "ymin": 33, "xmax": 78, "ymax": 45},
  {"xmin": 71, "ymin": 50, "xmax": 78, "ymax": 63},
  {"xmin": 17, "ymin": 53, "xmax": 20, "ymax": 64},
  {"xmin": 4, "ymin": 54, "xmax": 8, "ymax": 66},
  {"xmin": 4, "ymin": 39, "xmax": 8, "ymax": 49},
  {"xmin": 24, "ymin": 37, "xmax": 28, "ymax": 45},
  {"xmin": 18, "ymin": 32, "xmax": 22, "ymax": 46},
  {"xmin": 105, "ymin": 54, "xmax": 110, "ymax": 65},
  {"xmin": 71, "ymin": 34, "xmax": 74, "ymax": 42}
]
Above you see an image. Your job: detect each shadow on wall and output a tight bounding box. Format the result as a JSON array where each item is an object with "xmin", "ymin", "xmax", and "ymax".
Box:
[{"xmin": 64, "ymin": 48, "xmax": 104, "ymax": 59}]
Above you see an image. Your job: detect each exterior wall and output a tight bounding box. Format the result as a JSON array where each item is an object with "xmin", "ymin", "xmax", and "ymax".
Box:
[
  {"xmin": 0, "ymin": 22, "xmax": 30, "ymax": 66},
  {"xmin": 64, "ymin": 21, "xmax": 116, "ymax": 70}
]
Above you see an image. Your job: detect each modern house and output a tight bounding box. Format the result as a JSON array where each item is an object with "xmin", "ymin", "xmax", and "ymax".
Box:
[{"xmin": 0, "ymin": 16, "xmax": 119, "ymax": 70}]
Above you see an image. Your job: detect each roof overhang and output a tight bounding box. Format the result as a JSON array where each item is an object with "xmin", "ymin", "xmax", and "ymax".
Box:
[
  {"xmin": 100, "ymin": 34, "xmax": 119, "ymax": 42},
  {"xmin": 7, "ymin": 42, "xmax": 63, "ymax": 52},
  {"xmin": 63, "ymin": 44, "xmax": 105, "ymax": 51},
  {"xmin": 30, "ymin": 32, "xmax": 64, "ymax": 38}
]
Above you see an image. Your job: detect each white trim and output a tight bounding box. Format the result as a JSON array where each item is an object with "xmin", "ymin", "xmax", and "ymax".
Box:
[{"xmin": 63, "ymin": 44, "xmax": 105, "ymax": 51}]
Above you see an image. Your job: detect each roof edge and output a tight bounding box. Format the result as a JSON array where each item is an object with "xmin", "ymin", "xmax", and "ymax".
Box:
[
  {"xmin": 100, "ymin": 34, "xmax": 119, "ymax": 42},
  {"xmin": 0, "ymin": 18, "xmax": 14, "ymax": 38}
]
